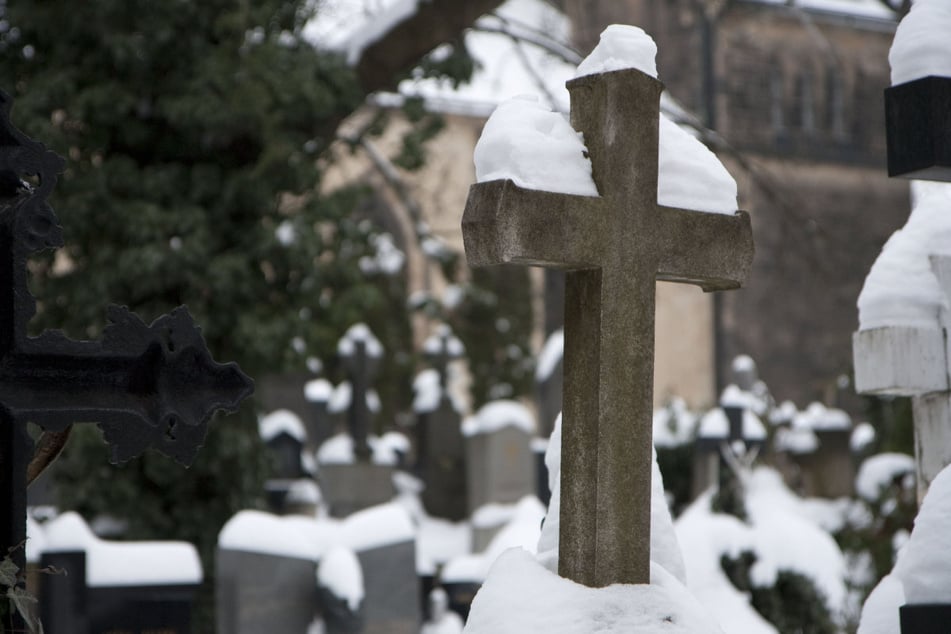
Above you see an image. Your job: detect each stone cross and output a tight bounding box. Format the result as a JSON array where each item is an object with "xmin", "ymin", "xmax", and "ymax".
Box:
[
  {"xmin": 462, "ymin": 69, "xmax": 753, "ymax": 587},
  {"xmin": 338, "ymin": 325, "xmax": 382, "ymax": 461},
  {"xmin": 423, "ymin": 324, "xmax": 463, "ymax": 394},
  {"xmin": 0, "ymin": 91, "xmax": 253, "ymax": 628}
]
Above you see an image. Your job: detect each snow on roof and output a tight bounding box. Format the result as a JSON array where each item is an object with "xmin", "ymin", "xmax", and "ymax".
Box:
[
  {"xmin": 751, "ymin": 0, "xmax": 896, "ymax": 22},
  {"xmin": 463, "ymin": 549, "xmax": 722, "ymax": 634},
  {"xmin": 855, "ymin": 452, "xmax": 915, "ymax": 502},
  {"xmin": 857, "ymin": 182, "xmax": 951, "ymax": 331},
  {"xmin": 42, "ymin": 512, "xmax": 202, "ymax": 587},
  {"xmin": 304, "ymin": 377, "xmax": 334, "ymax": 402},
  {"xmin": 305, "ymin": 0, "xmax": 577, "ymax": 117},
  {"xmin": 461, "ymin": 400, "xmax": 536, "ymax": 437},
  {"xmin": 676, "ymin": 468, "xmax": 848, "ymax": 632},
  {"xmin": 889, "ymin": 0, "xmax": 951, "ymax": 85},
  {"xmin": 259, "ymin": 409, "xmax": 307, "ymax": 442},
  {"xmin": 316, "ymin": 431, "xmax": 406, "ymax": 465},
  {"xmin": 792, "ymin": 402, "xmax": 852, "ymax": 431},
  {"xmin": 535, "ymin": 328, "xmax": 564, "ymax": 382},
  {"xmin": 218, "ymin": 502, "xmax": 414, "ymax": 560}
]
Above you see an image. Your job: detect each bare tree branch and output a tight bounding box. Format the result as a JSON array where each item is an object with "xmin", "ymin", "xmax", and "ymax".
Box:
[{"xmin": 355, "ymin": 0, "xmax": 508, "ymax": 94}]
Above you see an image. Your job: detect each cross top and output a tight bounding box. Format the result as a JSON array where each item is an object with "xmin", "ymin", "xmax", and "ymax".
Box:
[
  {"xmin": 463, "ymin": 67, "xmax": 753, "ymax": 587},
  {"xmin": 337, "ymin": 323, "xmax": 382, "ymax": 460},
  {"xmin": 423, "ymin": 324, "xmax": 464, "ymax": 392}
]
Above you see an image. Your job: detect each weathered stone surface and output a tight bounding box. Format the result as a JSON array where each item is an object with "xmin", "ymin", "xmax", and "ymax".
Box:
[{"xmin": 462, "ymin": 68, "xmax": 753, "ymax": 586}]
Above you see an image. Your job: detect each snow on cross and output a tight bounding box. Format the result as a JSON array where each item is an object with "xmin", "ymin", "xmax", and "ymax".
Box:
[{"xmin": 461, "ymin": 25, "xmax": 754, "ymax": 588}]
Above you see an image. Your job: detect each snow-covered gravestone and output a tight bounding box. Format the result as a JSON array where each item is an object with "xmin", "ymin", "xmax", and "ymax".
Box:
[
  {"xmin": 463, "ymin": 400, "xmax": 536, "ymax": 550},
  {"xmin": 885, "ymin": 0, "xmax": 951, "ymax": 181},
  {"xmin": 853, "ymin": 183, "xmax": 951, "ymax": 502},
  {"xmin": 38, "ymin": 513, "xmax": 202, "ymax": 634},
  {"xmin": 462, "ymin": 25, "xmax": 754, "ymax": 587},
  {"xmin": 416, "ymin": 325, "xmax": 468, "ymax": 521}
]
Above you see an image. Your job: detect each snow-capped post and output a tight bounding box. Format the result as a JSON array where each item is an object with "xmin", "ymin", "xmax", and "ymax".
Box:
[
  {"xmin": 461, "ymin": 28, "xmax": 754, "ymax": 586},
  {"xmin": 885, "ymin": 0, "xmax": 951, "ymax": 181},
  {"xmin": 0, "ymin": 91, "xmax": 252, "ymax": 630},
  {"xmin": 337, "ymin": 324, "xmax": 383, "ymax": 462},
  {"xmin": 854, "ymin": 252, "xmax": 951, "ymax": 505}
]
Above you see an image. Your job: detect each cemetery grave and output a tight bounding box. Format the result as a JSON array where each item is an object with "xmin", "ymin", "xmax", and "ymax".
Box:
[{"xmin": 462, "ymin": 22, "xmax": 753, "ymax": 588}]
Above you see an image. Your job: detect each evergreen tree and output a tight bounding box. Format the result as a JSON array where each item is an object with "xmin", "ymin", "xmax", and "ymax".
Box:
[{"xmin": 0, "ymin": 0, "xmax": 463, "ymax": 627}]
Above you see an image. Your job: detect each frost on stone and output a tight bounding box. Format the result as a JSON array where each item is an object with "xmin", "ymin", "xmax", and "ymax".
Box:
[
  {"xmin": 857, "ymin": 182, "xmax": 951, "ymax": 330},
  {"xmin": 889, "ymin": 0, "xmax": 951, "ymax": 85},
  {"xmin": 474, "ymin": 95, "xmax": 599, "ymax": 197}
]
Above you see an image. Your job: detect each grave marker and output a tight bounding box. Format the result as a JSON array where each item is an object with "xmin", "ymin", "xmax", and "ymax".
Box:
[
  {"xmin": 417, "ymin": 326, "xmax": 467, "ymax": 520},
  {"xmin": 462, "ymin": 68, "xmax": 753, "ymax": 585},
  {"xmin": 0, "ymin": 91, "xmax": 252, "ymax": 630}
]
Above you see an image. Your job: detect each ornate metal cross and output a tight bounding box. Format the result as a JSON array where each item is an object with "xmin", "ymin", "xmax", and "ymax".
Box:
[
  {"xmin": 462, "ymin": 69, "xmax": 754, "ymax": 587},
  {"xmin": 0, "ymin": 91, "xmax": 253, "ymax": 619}
]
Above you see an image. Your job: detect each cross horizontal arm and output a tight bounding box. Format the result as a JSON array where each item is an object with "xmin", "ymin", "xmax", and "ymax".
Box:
[
  {"xmin": 654, "ymin": 206, "xmax": 754, "ymax": 291},
  {"xmin": 462, "ymin": 179, "xmax": 606, "ymax": 270}
]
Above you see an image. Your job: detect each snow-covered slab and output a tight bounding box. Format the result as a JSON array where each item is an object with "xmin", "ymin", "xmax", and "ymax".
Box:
[
  {"xmin": 259, "ymin": 409, "xmax": 307, "ymax": 442},
  {"xmin": 461, "ymin": 400, "xmax": 536, "ymax": 437},
  {"xmin": 853, "ymin": 326, "xmax": 948, "ymax": 395},
  {"xmin": 218, "ymin": 502, "xmax": 415, "ymax": 560},
  {"xmin": 42, "ymin": 512, "xmax": 202, "ymax": 587}
]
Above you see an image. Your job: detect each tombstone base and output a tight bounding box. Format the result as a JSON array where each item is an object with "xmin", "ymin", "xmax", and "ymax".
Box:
[
  {"xmin": 900, "ymin": 603, "xmax": 951, "ymax": 634},
  {"xmin": 319, "ymin": 463, "xmax": 396, "ymax": 518}
]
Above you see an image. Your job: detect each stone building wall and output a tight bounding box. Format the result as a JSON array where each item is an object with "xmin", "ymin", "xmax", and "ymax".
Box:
[{"xmin": 564, "ymin": 0, "xmax": 911, "ymax": 410}]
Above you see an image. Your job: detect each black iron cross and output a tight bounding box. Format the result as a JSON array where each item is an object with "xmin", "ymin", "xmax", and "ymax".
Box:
[
  {"xmin": 0, "ymin": 91, "xmax": 253, "ymax": 626},
  {"xmin": 339, "ymin": 326, "xmax": 381, "ymax": 461}
]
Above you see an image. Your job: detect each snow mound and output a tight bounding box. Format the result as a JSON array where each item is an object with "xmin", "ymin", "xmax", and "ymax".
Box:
[
  {"xmin": 305, "ymin": 377, "xmax": 333, "ymax": 402},
  {"xmin": 889, "ymin": 0, "xmax": 951, "ymax": 85},
  {"xmin": 474, "ymin": 95, "xmax": 599, "ymax": 197},
  {"xmin": 461, "ymin": 400, "xmax": 536, "ymax": 437},
  {"xmin": 658, "ymin": 115, "xmax": 738, "ymax": 215},
  {"xmin": 337, "ymin": 323, "xmax": 384, "ymax": 358},
  {"xmin": 463, "ymin": 549, "xmax": 723, "ymax": 634},
  {"xmin": 316, "ymin": 431, "xmax": 408, "ymax": 466},
  {"xmin": 317, "ymin": 546, "xmax": 364, "ymax": 611},
  {"xmin": 893, "ymin": 462, "xmax": 951, "ymax": 602}
]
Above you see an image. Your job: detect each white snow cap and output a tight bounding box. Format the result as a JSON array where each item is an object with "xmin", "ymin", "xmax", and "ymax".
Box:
[
  {"xmin": 792, "ymin": 402, "xmax": 852, "ymax": 431},
  {"xmin": 658, "ymin": 115, "xmax": 738, "ymax": 214},
  {"xmin": 42, "ymin": 512, "xmax": 202, "ymax": 587},
  {"xmin": 461, "ymin": 400, "xmax": 536, "ymax": 437},
  {"xmin": 697, "ymin": 407, "xmax": 767, "ymax": 442},
  {"xmin": 858, "ymin": 182, "xmax": 951, "ymax": 330},
  {"xmin": 855, "ymin": 452, "xmax": 915, "ymax": 502},
  {"xmin": 474, "ymin": 95, "xmax": 599, "ymax": 197},
  {"xmin": 316, "ymin": 431, "xmax": 407, "ymax": 466},
  {"xmin": 422, "ymin": 324, "xmax": 465, "ymax": 357},
  {"xmin": 305, "ymin": 378, "xmax": 333, "ymax": 403},
  {"xmin": 337, "ymin": 323, "xmax": 383, "ymax": 358},
  {"xmin": 889, "ymin": 0, "xmax": 951, "ymax": 85},
  {"xmin": 574, "ymin": 25, "xmax": 738, "ymax": 215},
  {"xmin": 575, "ymin": 25, "xmax": 658, "ymax": 79},
  {"xmin": 258, "ymin": 409, "xmax": 307, "ymax": 442},
  {"xmin": 317, "ymin": 546, "xmax": 364, "ymax": 611}
]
